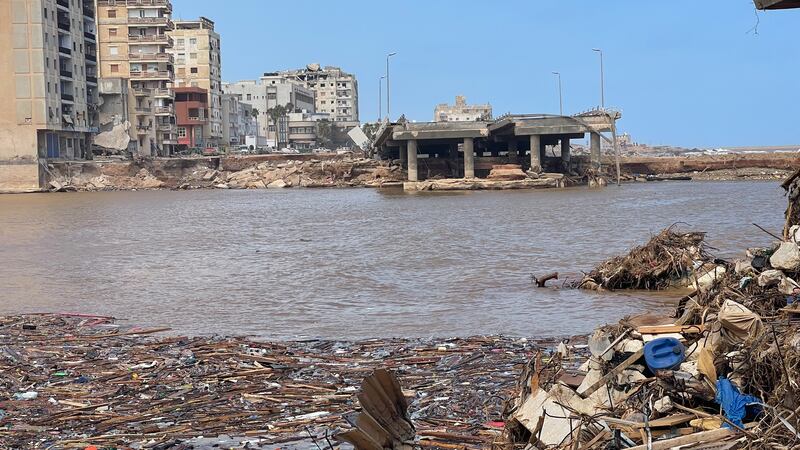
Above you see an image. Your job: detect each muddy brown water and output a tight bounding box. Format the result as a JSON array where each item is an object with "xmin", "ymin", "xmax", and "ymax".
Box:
[{"xmin": 0, "ymin": 181, "xmax": 786, "ymax": 339}]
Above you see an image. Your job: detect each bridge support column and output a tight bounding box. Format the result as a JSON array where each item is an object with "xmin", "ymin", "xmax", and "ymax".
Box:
[
  {"xmin": 590, "ymin": 132, "xmax": 601, "ymax": 170},
  {"xmin": 508, "ymin": 139, "xmax": 518, "ymax": 159},
  {"xmin": 463, "ymin": 137, "xmax": 475, "ymax": 178},
  {"xmin": 399, "ymin": 143, "xmax": 407, "ymax": 167},
  {"xmin": 407, "ymin": 140, "xmax": 418, "ymax": 181},
  {"xmin": 561, "ymin": 138, "xmax": 571, "ymax": 170},
  {"xmin": 529, "ymin": 134, "xmax": 542, "ymax": 173}
]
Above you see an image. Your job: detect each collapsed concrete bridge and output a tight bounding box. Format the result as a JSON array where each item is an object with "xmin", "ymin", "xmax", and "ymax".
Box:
[{"xmin": 373, "ymin": 110, "xmax": 621, "ymax": 182}]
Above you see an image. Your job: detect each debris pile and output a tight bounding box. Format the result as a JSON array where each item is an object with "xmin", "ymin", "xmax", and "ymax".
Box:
[
  {"xmin": 0, "ymin": 314, "xmax": 577, "ymax": 449},
  {"xmin": 579, "ymin": 227, "xmax": 711, "ymax": 291},
  {"xmin": 501, "ymin": 227, "xmax": 800, "ymax": 449},
  {"xmin": 177, "ymin": 158, "xmax": 403, "ymax": 190}
]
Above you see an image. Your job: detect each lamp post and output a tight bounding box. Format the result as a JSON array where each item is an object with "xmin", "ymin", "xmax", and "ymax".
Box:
[
  {"xmin": 592, "ymin": 48, "xmax": 605, "ymax": 109},
  {"xmin": 378, "ymin": 76, "xmax": 385, "ymax": 122},
  {"xmin": 552, "ymin": 71, "xmax": 563, "ymax": 115},
  {"xmin": 386, "ymin": 52, "xmax": 396, "ymax": 120}
]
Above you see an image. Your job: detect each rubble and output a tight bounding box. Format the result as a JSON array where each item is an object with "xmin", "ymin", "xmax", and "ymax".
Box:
[
  {"xmin": 0, "ymin": 314, "xmax": 582, "ymax": 449},
  {"xmin": 498, "ymin": 222, "xmax": 800, "ymax": 449}
]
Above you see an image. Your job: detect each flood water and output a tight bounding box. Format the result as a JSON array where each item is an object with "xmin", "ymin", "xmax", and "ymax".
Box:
[{"xmin": 0, "ymin": 181, "xmax": 787, "ymax": 339}]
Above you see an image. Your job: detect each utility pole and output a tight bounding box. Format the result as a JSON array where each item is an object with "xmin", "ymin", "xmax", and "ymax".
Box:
[
  {"xmin": 592, "ymin": 48, "xmax": 605, "ymax": 109},
  {"xmin": 552, "ymin": 71, "xmax": 563, "ymax": 115},
  {"xmin": 386, "ymin": 52, "xmax": 396, "ymax": 120},
  {"xmin": 378, "ymin": 76, "xmax": 385, "ymax": 122}
]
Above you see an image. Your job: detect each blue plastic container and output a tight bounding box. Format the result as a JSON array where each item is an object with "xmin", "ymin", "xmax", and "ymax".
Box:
[{"xmin": 644, "ymin": 337, "xmax": 685, "ymax": 372}]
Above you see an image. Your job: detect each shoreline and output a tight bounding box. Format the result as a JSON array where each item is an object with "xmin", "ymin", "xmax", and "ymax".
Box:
[{"xmin": 0, "ymin": 313, "xmax": 588, "ymax": 449}]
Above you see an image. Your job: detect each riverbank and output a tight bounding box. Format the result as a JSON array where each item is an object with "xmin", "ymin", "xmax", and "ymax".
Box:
[
  {"xmin": 0, "ymin": 313, "xmax": 586, "ymax": 449},
  {"xmin": 17, "ymin": 151, "xmax": 797, "ymax": 193}
]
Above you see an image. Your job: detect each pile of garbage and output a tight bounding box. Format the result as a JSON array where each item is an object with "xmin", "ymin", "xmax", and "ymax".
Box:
[
  {"xmin": 0, "ymin": 314, "xmax": 576, "ymax": 449},
  {"xmin": 500, "ymin": 227, "xmax": 800, "ymax": 449},
  {"xmin": 579, "ymin": 226, "xmax": 710, "ymax": 291}
]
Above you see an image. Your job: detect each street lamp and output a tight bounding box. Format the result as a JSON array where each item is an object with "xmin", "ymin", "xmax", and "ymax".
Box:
[
  {"xmin": 592, "ymin": 48, "xmax": 605, "ymax": 109},
  {"xmin": 378, "ymin": 76, "xmax": 385, "ymax": 122},
  {"xmin": 386, "ymin": 52, "xmax": 397, "ymax": 120},
  {"xmin": 551, "ymin": 71, "xmax": 563, "ymax": 116}
]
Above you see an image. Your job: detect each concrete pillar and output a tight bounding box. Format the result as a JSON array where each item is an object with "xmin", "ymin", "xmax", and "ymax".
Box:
[
  {"xmin": 590, "ymin": 132, "xmax": 601, "ymax": 169},
  {"xmin": 407, "ymin": 140, "xmax": 418, "ymax": 181},
  {"xmin": 508, "ymin": 139, "xmax": 518, "ymax": 158},
  {"xmin": 561, "ymin": 138, "xmax": 571, "ymax": 169},
  {"xmin": 399, "ymin": 143, "xmax": 407, "ymax": 166},
  {"xmin": 529, "ymin": 134, "xmax": 542, "ymax": 172},
  {"xmin": 463, "ymin": 137, "xmax": 475, "ymax": 178}
]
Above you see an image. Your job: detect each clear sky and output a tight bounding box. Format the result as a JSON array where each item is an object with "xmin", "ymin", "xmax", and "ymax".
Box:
[{"xmin": 172, "ymin": 0, "xmax": 799, "ymax": 148}]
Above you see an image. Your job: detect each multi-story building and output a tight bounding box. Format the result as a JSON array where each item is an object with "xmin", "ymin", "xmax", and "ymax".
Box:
[
  {"xmin": 434, "ymin": 95, "xmax": 492, "ymax": 122},
  {"xmin": 223, "ymin": 75, "xmax": 315, "ymax": 148},
  {"xmin": 168, "ymin": 17, "xmax": 222, "ymax": 148},
  {"xmin": 281, "ymin": 63, "xmax": 359, "ymax": 124},
  {"xmin": 173, "ymin": 86, "xmax": 207, "ymax": 148},
  {"xmin": 0, "ymin": 0, "xmax": 100, "ymax": 192},
  {"xmin": 96, "ymin": 0, "xmax": 176, "ymax": 156}
]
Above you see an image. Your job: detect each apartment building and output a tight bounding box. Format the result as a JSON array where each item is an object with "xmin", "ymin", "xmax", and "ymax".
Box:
[
  {"xmin": 96, "ymin": 0, "xmax": 176, "ymax": 156},
  {"xmin": 0, "ymin": 0, "xmax": 99, "ymax": 192},
  {"xmin": 168, "ymin": 17, "xmax": 222, "ymax": 148},
  {"xmin": 223, "ymin": 75, "xmax": 315, "ymax": 148},
  {"xmin": 173, "ymin": 86, "xmax": 207, "ymax": 148},
  {"xmin": 281, "ymin": 63, "xmax": 359, "ymax": 124},
  {"xmin": 434, "ymin": 95, "xmax": 492, "ymax": 122}
]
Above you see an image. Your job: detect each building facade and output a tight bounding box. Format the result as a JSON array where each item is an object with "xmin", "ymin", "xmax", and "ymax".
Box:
[
  {"xmin": 434, "ymin": 95, "xmax": 492, "ymax": 122},
  {"xmin": 222, "ymin": 75, "xmax": 315, "ymax": 148},
  {"xmin": 173, "ymin": 86, "xmax": 208, "ymax": 148},
  {"xmin": 168, "ymin": 17, "xmax": 221, "ymax": 148},
  {"xmin": 96, "ymin": 0, "xmax": 176, "ymax": 156},
  {"xmin": 281, "ymin": 64, "xmax": 358, "ymax": 123},
  {"xmin": 0, "ymin": 0, "xmax": 100, "ymax": 192}
]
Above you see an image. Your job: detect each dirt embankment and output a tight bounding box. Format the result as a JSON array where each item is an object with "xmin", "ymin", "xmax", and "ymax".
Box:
[
  {"xmin": 615, "ymin": 152, "xmax": 800, "ymax": 180},
  {"xmin": 46, "ymin": 155, "xmax": 405, "ymax": 191}
]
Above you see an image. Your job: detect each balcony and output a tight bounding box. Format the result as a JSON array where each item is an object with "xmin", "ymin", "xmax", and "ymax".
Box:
[
  {"xmin": 136, "ymin": 126, "xmax": 151, "ymax": 134},
  {"xmin": 157, "ymin": 123, "xmax": 174, "ymax": 132},
  {"xmin": 58, "ymin": 46, "xmax": 72, "ymax": 56},
  {"xmin": 86, "ymin": 52, "xmax": 97, "ymax": 63},
  {"xmin": 135, "ymin": 107, "xmax": 152, "ymax": 114},
  {"xmin": 84, "ymin": 31, "xmax": 96, "ymax": 41},
  {"xmin": 130, "ymin": 70, "xmax": 172, "ymax": 80},
  {"xmin": 61, "ymin": 93, "xmax": 74, "ymax": 102},
  {"xmin": 125, "ymin": 0, "xmax": 172, "ymax": 11},
  {"xmin": 60, "ymin": 68, "xmax": 73, "ymax": 78},
  {"xmin": 57, "ymin": 18, "xmax": 70, "ymax": 32},
  {"xmin": 84, "ymin": 5, "xmax": 95, "ymax": 18},
  {"xmin": 128, "ymin": 52, "xmax": 174, "ymax": 63},
  {"xmin": 86, "ymin": 76, "xmax": 98, "ymax": 84},
  {"xmin": 128, "ymin": 17, "xmax": 174, "ymax": 28},
  {"xmin": 133, "ymin": 88, "xmax": 151, "ymax": 96},
  {"xmin": 56, "ymin": 0, "xmax": 69, "ymax": 8},
  {"xmin": 127, "ymin": 34, "xmax": 173, "ymax": 46},
  {"xmin": 153, "ymin": 88, "xmax": 172, "ymax": 98},
  {"xmin": 154, "ymin": 106, "xmax": 174, "ymax": 115}
]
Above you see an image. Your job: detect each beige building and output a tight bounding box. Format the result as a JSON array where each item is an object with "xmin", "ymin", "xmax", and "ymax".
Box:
[
  {"xmin": 96, "ymin": 0, "xmax": 176, "ymax": 156},
  {"xmin": 281, "ymin": 64, "xmax": 359, "ymax": 124},
  {"xmin": 0, "ymin": 0, "xmax": 100, "ymax": 192},
  {"xmin": 434, "ymin": 95, "xmax": 492, "ymax": 122},
  {"xmin": 168, "ymin": 17, "xmax": 222, "ymax": 148}
]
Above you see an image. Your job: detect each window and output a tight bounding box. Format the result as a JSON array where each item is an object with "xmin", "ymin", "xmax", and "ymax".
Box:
[
  {"xmin": 189, "ymin": 38, "xmax": 197, "ymax": 46},
  {"xmin": 189, "ymin": 53, "xmax": 197, "ymax": 59},
  {"xmin": 109, "ymin": 28, "xmax": 117, "ymax": 36},
  {"xmin": 190, "ymin": 67, "xmax": 198, "ymax": 74},
  {"xmin": 107, "ymin": 9, "xmax": 116, "ymax": 18},
  {"xmin": 110, "ymin": 64, "xmax": 119, "ymax": 73},
  {"xmin": 109, "ymin": 46, "xmax": 118, "ymax": 55},
  {"xmin": 177, "ymin": 127, "xmax": 186, "ymax": 137},
  {"xmin": 246, "ymin": 94, "xmax": 251, "ymax": 101},
  {"xmin": 177, "ymin": 39, "xmax": 184, "ymax": 48}
]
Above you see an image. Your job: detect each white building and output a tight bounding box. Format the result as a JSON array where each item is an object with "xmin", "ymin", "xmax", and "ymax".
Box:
[
  {"xmin": 281, "ymin": 64, "xmax": 359, "ymax": 123},
  {"xmin": 434, "ymin": 95, "xmax": 492, "ymax": 122}
]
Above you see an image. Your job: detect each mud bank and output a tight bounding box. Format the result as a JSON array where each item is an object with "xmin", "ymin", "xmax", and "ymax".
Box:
[
  {"xmin": 616, "ymin": 152, "xmax": 800, "ymax": 177},
  {"xmin": 45, "ymin": 154, "xmax": 404, "ymax": 191}
]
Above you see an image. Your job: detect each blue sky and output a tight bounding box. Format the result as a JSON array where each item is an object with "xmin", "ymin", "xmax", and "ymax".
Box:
[{"xmin": 172, "ymin": 1, "xmax": 799, "ymax": 148}]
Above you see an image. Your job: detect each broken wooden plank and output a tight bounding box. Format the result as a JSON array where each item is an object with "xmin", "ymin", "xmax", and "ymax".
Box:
[
  {"xmin": 580, "ymin": 349, "xmax": 644, "ymax": 398},
  {"xmin": 637, "ymin": 324, "xmax": 705, "ymax": 334},
  {"xmin": 625, "ymin": 428, "xmax": 736, "ymax": 450}
]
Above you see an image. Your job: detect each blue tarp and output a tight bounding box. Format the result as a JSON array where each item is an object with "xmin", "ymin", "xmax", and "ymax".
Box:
[{"xmin": 716, "ymin": 377, "xmax": 761, "ymax": 428}]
